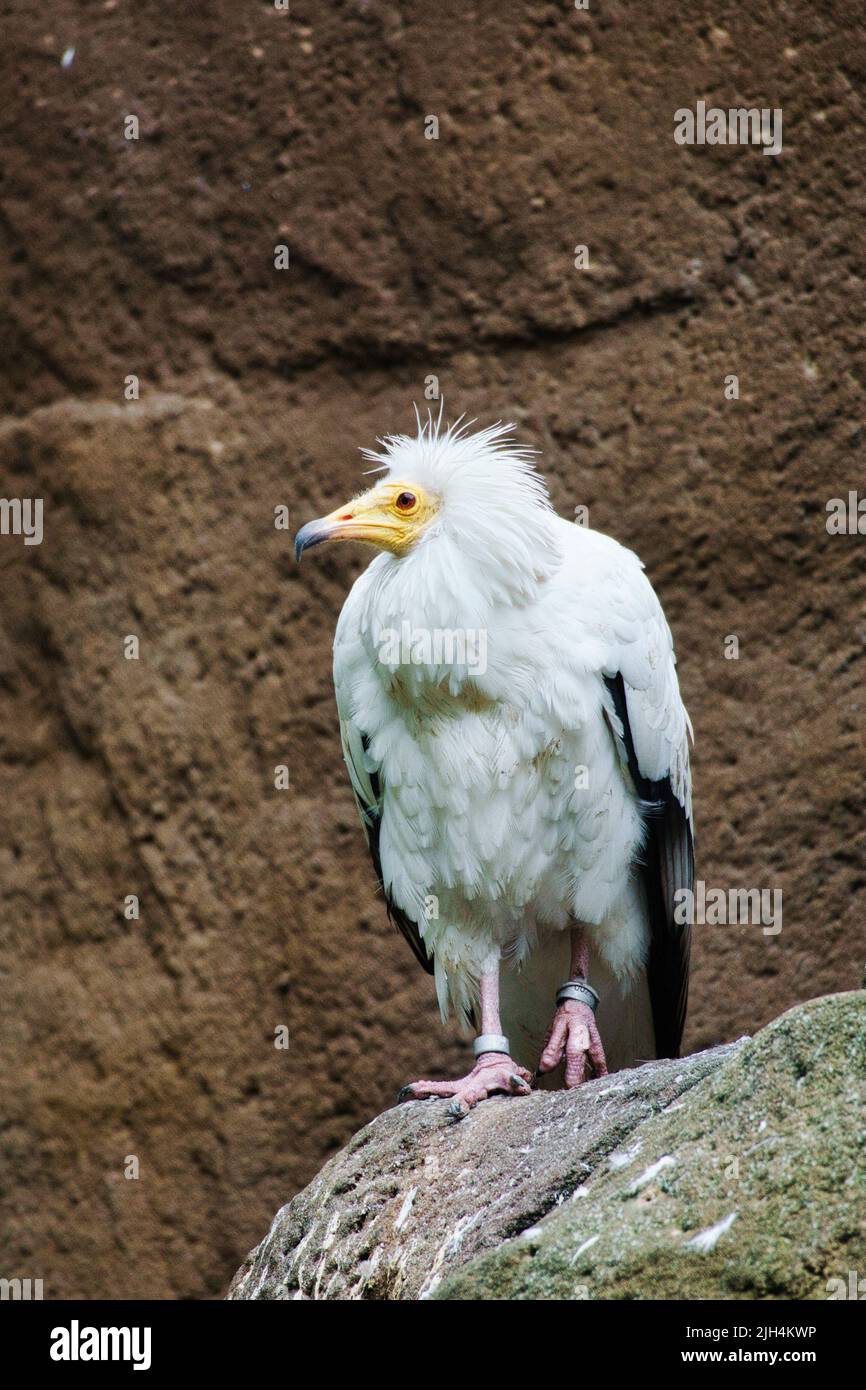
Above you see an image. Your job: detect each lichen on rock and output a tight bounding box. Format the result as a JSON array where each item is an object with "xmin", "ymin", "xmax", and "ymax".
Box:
[
  {"xmin": 228, "ymin": 993, "xmax": 865, "ymax": 1300},
  {"xmin": 435, "ymin": 992, "xmax": 866, "ymax": 1300}
]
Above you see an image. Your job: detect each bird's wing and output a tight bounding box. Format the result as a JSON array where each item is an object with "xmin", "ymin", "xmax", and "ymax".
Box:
[
  {"xmin": 337, "ymin": 714, "xmax": 433, "ymax": 974},
  {"xmin": 595, "ymin": 550, "xmax": 694, "ymax": 1058}
]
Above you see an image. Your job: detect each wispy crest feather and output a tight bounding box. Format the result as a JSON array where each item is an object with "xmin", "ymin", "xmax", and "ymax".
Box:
[{"xmin": 360, "ymin": 407, "xmax": 552, "ymax": 516}]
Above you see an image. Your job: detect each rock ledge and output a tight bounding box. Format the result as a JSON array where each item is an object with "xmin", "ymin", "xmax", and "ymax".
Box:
[{"xmin": 229, "ymin": 994, "xmax": 865, "ymax": 1300}]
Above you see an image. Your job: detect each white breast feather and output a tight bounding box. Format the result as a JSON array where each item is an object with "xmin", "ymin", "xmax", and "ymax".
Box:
[{"xmin": 334, "ymin": 509, "xmax": 692, "ymax": 1026}]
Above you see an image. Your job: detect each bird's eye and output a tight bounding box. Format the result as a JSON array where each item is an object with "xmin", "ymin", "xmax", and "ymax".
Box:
[{"xmin": 395, "ymin": 491, "xmax": 417, "ymax": 512}]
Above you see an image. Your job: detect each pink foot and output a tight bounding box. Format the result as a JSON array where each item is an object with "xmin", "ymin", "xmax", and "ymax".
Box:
[
  {"xmin": 538, "ymin": 1001, "xmax": 608, "ymax": 1087},
  {"xmin": 398, "ymin": 1053, "xmax": 533, "ymax": 1118}
]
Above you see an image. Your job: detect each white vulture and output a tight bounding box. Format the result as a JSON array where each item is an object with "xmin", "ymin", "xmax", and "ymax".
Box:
[{"xmin": 295, "ymin": 413, "xmax": 693, "ymax": 1116}]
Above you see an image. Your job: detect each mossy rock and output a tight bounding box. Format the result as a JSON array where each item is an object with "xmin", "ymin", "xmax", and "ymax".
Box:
[{"xmin": 433, "ymin": 993, "xmax": 866, "ymax": 1300}]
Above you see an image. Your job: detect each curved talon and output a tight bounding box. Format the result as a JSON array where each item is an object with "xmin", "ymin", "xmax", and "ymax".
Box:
[{"xmin": 396, "ymin": 1084, "xmax": 415, "ymax": 1102}]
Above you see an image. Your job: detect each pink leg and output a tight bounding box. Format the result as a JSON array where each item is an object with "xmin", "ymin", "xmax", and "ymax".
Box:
[
  {"xmin": 399, "ymin": 966, "xmax": 532, "ymax": 1118},
  {"xmin": 537, "ymin": 926, "xmax": 608, "ymax": 1087}
]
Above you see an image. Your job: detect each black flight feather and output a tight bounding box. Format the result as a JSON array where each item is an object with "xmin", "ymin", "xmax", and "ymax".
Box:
[{"xmin": 604, "ymin": 672, "xmax": 693, "ymax": 1058}]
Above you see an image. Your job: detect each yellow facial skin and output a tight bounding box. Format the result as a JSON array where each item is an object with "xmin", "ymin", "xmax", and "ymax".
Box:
[{"xmin": 294, "ymin": 482, "xmax": 440, "ymax": 559}]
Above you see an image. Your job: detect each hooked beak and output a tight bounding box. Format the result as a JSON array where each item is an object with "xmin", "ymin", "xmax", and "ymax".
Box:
[
  {"xmin": 294, "ymin": 489, "xmax": 413, "ymax": 561},
  {"xmin": 294, "ymin": 516, "xmax": 338, "ymax": 560}
]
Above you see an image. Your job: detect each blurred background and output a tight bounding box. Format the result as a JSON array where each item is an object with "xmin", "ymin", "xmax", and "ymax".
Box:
[{"xmin": 1, "ymin": 1, "xmax": 863, "ymax": 1298}]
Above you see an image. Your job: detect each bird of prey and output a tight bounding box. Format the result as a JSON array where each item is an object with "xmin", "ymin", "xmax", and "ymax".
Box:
[{"xmin": 295, "ymin": 413, "xmax": 693, "ymax": 1116}]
